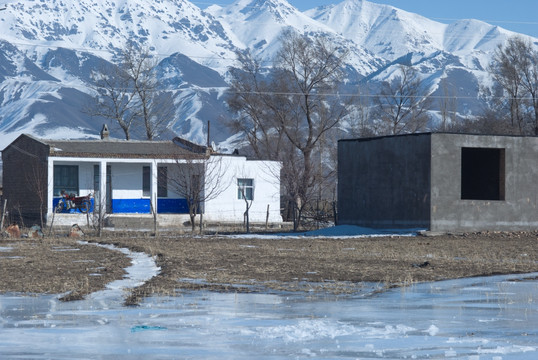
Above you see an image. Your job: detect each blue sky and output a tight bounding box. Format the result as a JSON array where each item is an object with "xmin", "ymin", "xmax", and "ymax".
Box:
[{"xmin": 197, "ymin": 0, "xmax": 538, "ymax": 38}]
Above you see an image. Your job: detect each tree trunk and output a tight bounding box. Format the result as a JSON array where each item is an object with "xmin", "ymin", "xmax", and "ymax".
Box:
[
  {"xmin": 265, "ymin": 204, "xmax": 270, "ymax": 230},
  {"xmin": 190, "ymin": 212, "xmax": 196, "ymax": 232},
  {"xmin": 244, "ymin": 209, "xmax": 250, "ymax": 234}
]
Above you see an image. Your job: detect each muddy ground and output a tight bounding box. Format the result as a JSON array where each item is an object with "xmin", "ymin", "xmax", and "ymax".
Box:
[{"xmin": 1, "ymin": 231, "xmax": 537, "ymax": 305}]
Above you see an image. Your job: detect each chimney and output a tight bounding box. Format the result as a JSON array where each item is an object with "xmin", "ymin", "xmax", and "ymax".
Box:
[{"xmin": 100, "ymin": 124, "xmax": 109, "ymax": 140}]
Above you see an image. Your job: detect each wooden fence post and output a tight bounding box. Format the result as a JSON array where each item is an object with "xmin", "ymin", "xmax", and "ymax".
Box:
[
  {"xmin": 0, "ymin": 199, "xmax": 7, "ymax": 231},
  {"xmin": 265, "ymin": 204, "xmax": 270, "ymax": 230}
]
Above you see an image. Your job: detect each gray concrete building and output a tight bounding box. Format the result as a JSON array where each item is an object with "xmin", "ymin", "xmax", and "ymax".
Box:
[{"xmin": 338, "ymin": 133, "xmax": 538, "ymax": 232}]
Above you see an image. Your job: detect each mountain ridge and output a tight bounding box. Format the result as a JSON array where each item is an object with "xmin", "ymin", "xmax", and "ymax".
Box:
[{"xmin": 0, "ymin": 0, "xmax": 534, "ymax": 152}]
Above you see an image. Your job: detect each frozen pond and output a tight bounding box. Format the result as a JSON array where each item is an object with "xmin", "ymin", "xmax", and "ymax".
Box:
[{"xmin": 1, "ymin": 273, "xmax": 537, "ymax": 359}]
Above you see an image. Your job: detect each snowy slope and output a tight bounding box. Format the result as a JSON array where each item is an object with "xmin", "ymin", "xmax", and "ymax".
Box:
[
  {"xmin": 207, "ymin": 0, "xmax": 383, "ymax": 74},
  {"xmin": 306, "ymin": 0, "xmax": 522, "ymax": 60},
  {"xmin": 2, "ymin": 0, "xmax": 238, "ymax": 71},
  {"xmin": 0, "ymin": 0, "xmax": 241, "ymax": 149},
  {"xmin": 0, "ymin": 0, "xmax": 535, "ymax": 152},
  {"xmin": 208, "ymin": 0, "xmax": 338, "ymax": 58},
  {"xmin": 305, "ymin": 0, "xmax": 445, "ymax": 60},
  {"xmin": 304, "ymin": 0, "xmax": 533, "ymax": 119}
]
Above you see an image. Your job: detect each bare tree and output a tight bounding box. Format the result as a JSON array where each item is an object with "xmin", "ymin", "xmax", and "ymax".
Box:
[
  {"xmin": 462, "ymin": 83, "xmax": 518, "ymax": 135},
  {"xmin": 374, "ymin": 64, "xmax": 432, "ymax": 135},
  {"xmin": 89, "ymin": 44, "xmax": 173, "ymax": 140},
  {"xmin": 237, "ymin": 179, "xmax": 253, "ymax": 233},
  {"xmin": 122, "ymin": 45, "xmax": 174, "ymax": 140},
  {"xmin": 227, "ymin": 30, "xmax": 349, "ymax": 230},
  {"xmin": 489, "ymin": 36, "xmax": 538, "ymax": 135},
  {"xmin": 489, "ymin": 37, "xmax": 528, "ymax": 134},
  {"xmin": 91, "ymin": 189, "xmax": 108, "ymax": 238},
  {"xmin": 227, "ymin": 50, "xmax": 285, "ymax": 161},
  {"xmin": 437, "ymin": 78, "xmax": 458, "ymax": 132},
  {"xmin": 345, "ymin": 85, "xmax": 375, "ymax": 138},
  {"xmin": 90, "ymin": 60, "xmax": 138, "ymax": 140},
  {"xmin": 167, "ymin": 155, "xmax": 229, "ymax": 233}
]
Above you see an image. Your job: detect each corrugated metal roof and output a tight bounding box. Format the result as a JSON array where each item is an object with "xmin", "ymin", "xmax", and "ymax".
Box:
[{"xmin": 41, "ymin": 138, "xmax": 206, "ymax": 159}]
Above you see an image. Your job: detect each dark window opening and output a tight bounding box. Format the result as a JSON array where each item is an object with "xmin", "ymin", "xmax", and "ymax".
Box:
[
  {"xmin": 93, "ymin": 165, "xmax": 100, "ymax": 194},
  {"xmin": 142, "ymin": 166, "xmax": 150, "ymax": 197},
  {"xmin": 158, "ymin": 167, "xmax": 168, "ymax": 198},
  {"xmin": 54, "ymin": 165, "xmax": 79, "ymax": 196},
  {"xmin": 461, "ymin": 147, "xmax": 505, "ymax": 200},
  {"xmin": 93, "ymin": 165, "xmax": 100, "ymax": 206}
]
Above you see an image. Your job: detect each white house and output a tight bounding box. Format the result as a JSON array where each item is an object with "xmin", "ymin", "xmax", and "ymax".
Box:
[{"xmin": 1, "ymin": 133, "xmax": 282, "ymax": 228}]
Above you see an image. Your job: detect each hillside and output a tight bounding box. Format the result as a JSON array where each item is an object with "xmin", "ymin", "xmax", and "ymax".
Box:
[{"xmin": 0, "ymin": 0, "xmax": 533, "ymax": 152}]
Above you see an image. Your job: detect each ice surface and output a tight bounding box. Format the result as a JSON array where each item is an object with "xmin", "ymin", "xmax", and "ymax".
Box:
[
  {"xmin": 0, "ymin": 232, "xmax": 536, "ymax": 359},
  {"xmin": 1, "ymin": 273, "xmax": 537, "ymax": 359},
  {"xmin": 84, "ymin": 242, "xmax": 161, "ymax": 302}
]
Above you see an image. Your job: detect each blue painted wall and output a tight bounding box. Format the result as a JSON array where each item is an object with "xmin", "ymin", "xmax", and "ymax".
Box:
[
  {"xmin": 111, "ymin": 199, "xmax": 151, "ymax": 214},
  {"xmin": 54, "ymin": 197, "xmax": 190, "ymax": 214},
  {"xmin": 157, "ymin": 199, "xmax": 189, "ymax": 214},
  {"xmin": 110, "ymin": 198, "xmax": 190, "ymax": 214}
]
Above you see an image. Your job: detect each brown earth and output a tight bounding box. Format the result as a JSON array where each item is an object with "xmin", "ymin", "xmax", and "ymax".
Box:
[
  {"xmin": 1, "ymin": 231, "xmax": 537, "ymax": 305},
  {"xmin": 0, "ymin": 237, "xmax": 130, "ymax": 301}
]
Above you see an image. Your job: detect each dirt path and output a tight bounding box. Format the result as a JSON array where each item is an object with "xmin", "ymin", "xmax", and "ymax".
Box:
[{"xmin": 1, "ymin": 231, "xmax": 537, "ymax": 305}]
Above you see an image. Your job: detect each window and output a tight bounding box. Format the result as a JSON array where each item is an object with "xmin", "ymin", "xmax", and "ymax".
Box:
[
  {"xmin": 93, "ymin": 165, "xmax": 100, "ymax": 205},
  {"xmin": 237, "ymin": 178, "xmax": 254, "ymax": 200},
  {"xmin": 158, "ymin": 167, "xmax": 168, "ymax": 198},
  {"xmin": 93, "ymin": 165, "xmax": 100, "ymax": 194},
  {"xmin": 461, "ymin": 147, "xmax": 505, "ymax": 201},
  {"xmin": 54, "ymin": 165, "xmax": 78, "ymax": 196},
  {"xmin": 142, "ymin": 166, "xmax": 150, "ymax": 197}
]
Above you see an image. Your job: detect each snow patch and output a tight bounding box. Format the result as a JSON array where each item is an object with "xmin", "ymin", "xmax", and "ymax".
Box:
[{"xmin": 425, "ymin": 324, "xmax": 439, "ymax": 336}]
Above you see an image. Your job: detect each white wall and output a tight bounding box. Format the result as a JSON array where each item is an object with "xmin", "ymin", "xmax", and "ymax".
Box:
[
  {"xmin": 52, "ymin": 161, "xmax": 148, "ymax": 199},
  {"xmin": 160, "ymin": 163, "xmax": 195, "ymax": 200},
  {"xmin": 204, "ymin": 155, "xmax": 282, "ymax": 223},
  {"xmin": 78, "ymin": 163, "xmax": 94, "ymax": 196},
  {"xmin": 111, "ymin": 163, "xmax": 147, "ymax": 199},
  {"xmin": 47, "ymin": 155, "xmax": 282, "ymax": 223}
]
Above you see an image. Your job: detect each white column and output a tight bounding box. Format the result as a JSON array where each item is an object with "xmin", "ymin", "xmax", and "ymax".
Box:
[
  {"xmin": 151, "ymin": 161, "xmax": 158, "ymax": 214},
  {"xmin": 46, "ymin": 158, "xmax": 54, "ymax": 217},
  {"xmin": 99, "ymin": 160, "xmax": 107, "ymax": 212}
]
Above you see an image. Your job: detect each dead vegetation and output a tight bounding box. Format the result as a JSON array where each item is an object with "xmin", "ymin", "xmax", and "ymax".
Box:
[
  {"xmin": 0, "ymin": 237, "xmax": 130, "ymax": 301},
  {"xmin": 1, "ymin": 231, "xmax": 537, "ymax": 305},
  {"xmin": 100, "ymin": 231, "xmax": 538, "ymax": 304}
]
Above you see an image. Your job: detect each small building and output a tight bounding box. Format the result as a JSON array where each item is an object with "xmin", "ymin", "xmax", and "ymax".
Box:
[
  {"xmin": 338, "ymin": 133, "xmax": 538, "ymax": 232},
  {"xmin": 1, "ymin": 133, "xmax": 282, "ymax": 228}
]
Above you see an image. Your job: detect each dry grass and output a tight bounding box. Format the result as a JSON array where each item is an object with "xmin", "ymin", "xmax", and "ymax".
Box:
[
  {"xmin": 0, "ymin": 237, "xmax": 130, "ymax": 301},
  {"xmin": 1, "ymin": 231, "xmax": 537, "ymax": 305},
  {"xmin": 97, "ymin": 231, "xmax": 538, "ymax": 304}
]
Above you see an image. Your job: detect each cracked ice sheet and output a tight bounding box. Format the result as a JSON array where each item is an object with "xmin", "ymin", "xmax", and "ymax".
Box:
[{"xmin": 0, "ymin": 272, "xmax": 537, "ymax": 359}]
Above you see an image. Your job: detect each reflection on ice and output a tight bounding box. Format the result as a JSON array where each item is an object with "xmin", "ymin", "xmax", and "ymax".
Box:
[{"xmin": 1, "ymin": 273, "xmax": 537, "ymax": 359}]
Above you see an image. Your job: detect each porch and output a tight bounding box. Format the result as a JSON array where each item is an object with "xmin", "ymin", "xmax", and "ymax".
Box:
[{"xmin": 46, "ymin": 157, "xmax": 197, "ymax": 222}]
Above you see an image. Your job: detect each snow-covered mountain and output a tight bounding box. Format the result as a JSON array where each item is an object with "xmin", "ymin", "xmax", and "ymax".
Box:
[
  {"xmin": 0, "ymin": 0, "xmax": 533, "ymax": 151},
  {"xmin": 303, "ymin": 0, "xmax": 525, "ymax": 117}
]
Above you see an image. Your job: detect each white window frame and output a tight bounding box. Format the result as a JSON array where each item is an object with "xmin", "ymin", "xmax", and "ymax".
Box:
[{"xmin": 237, "ymin": 178, "xmax": 254, "ymax": 201}]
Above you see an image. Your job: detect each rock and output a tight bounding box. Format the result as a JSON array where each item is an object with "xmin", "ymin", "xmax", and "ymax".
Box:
[
  {"xmin": 412, "ymin": 261, "xmax": 431, "ymax": 268},
  {"xmin": 6, "ymin": 224, "xmax": 21, "ymax": 238},
  {"xmin": 28, "ymin": 225, "xmax": 44, "ymax": 238},
  {"xmin": 68, "ymin": 224, "xmax": 84, "ymax": 237}
]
